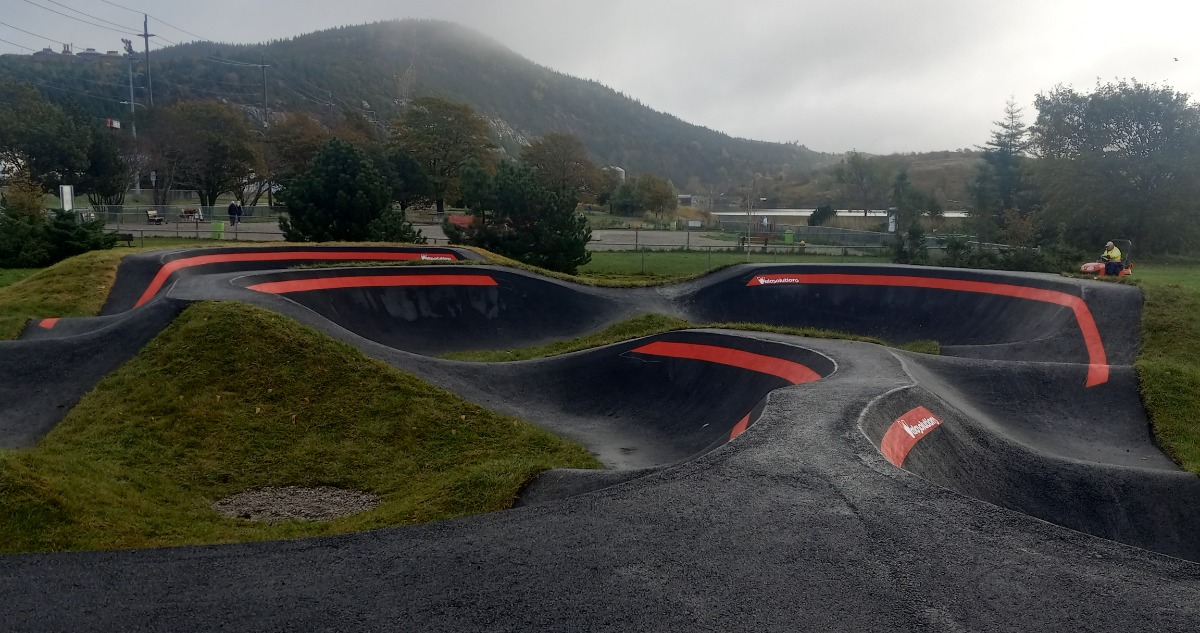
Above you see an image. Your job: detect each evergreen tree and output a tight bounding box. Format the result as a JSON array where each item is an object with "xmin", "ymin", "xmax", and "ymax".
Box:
[
  {"xmin": 889, "ymin": 170, "xmax": 941, "ymax": 264},
  {"xmin": 444, "ymin": 161, "xmax": 591, "ymax": 273},
  {"xmin": 367, "ymin": 208, "xmax": 426, "ymax": 244},
  {"xmin": 808, "ymin": 204, "xmax": 836, "ymax": 226},
  {"xmin": 0, "ymin": 169, "xmax": 115, "ymax": 267},
  {"xmin": 969, "ymin": 99, "xmax": 1040, "ymax": 245},
  {"xmin": 279, "ymin": 139, "xmax": 391, "ymax": 242}
]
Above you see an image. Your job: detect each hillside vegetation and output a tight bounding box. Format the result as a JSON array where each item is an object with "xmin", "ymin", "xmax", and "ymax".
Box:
[{"xmin": 0, "ymin": 19, "xmax": 832, "ymax": 188}]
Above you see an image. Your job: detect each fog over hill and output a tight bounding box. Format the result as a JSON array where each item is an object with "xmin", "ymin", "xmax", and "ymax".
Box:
[{"xmin": 0, "ymin": 19, "xmax": 838, "ymax": 190}]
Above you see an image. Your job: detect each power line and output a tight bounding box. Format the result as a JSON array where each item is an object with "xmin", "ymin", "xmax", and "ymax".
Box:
[
  {"xmin": 97, "ymin": 0, "xmax": 210, "ymax": 42},
  {"xmin": 96, "ymin": 0, "xmax": 139, "ymax": 13},
  {"xmin": 0, "ymin": 22, "xmax": 69, "ymax": 46},
  {"xmin": 21, "ymin": 0, "xmax": 138, "ymax": 35},
  {"xmin": 0, "ymin": 37, "xmax": 36, "ymax": 52},
  {"xmin": 278, "ymin": 81, "xmax": 332, "ymax": 106},
  {"xmin": 40, "ymin": 0, "xmax": 135, "ymax": 32},
  {"xmin": 265, "ymin": 58, "xmax": 366, "ymax": 115},
  {"xmin": 264, "ymin": 56, "xmax": 329, "ymax": 93},
  {"xmin": 203, "ymin": 56, "xmax": 264, "ymax": 67}
]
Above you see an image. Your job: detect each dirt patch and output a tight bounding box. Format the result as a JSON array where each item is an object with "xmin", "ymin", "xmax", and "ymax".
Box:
[{"xmin": 213, "ymin": 486, "xmax": 380, "ymax": 523}]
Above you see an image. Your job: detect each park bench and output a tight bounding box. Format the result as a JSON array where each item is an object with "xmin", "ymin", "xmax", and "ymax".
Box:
[
  {"xmin": 179, "ymin": 208, "xmax": 203, "ymax": 222},
  {"xmin": 146, "ymin": 209, "xmax": 164, "ymax": 225},
  {"xmin": 739, "ymin": 235, "xmax": 770, "ymax": 251},
  {"xmin": 114, "ymin": 232, "xmax": 134, "ymax": 247}
]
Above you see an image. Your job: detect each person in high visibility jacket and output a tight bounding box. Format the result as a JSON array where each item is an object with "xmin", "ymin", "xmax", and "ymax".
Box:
[{"xmin": 1102, "ymin": 241, "xmax": 1123, "ymax": 276}]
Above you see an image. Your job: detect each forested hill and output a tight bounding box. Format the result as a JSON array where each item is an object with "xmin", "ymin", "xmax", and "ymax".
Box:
[{"xmin": 0, "ymin": 19, "xmax": 834, "ymax": 187}]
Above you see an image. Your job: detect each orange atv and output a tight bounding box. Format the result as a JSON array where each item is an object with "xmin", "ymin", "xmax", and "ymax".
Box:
[{"xmin": 1080, "ymin": 239, "xmax": 1133, "ymax": 277}]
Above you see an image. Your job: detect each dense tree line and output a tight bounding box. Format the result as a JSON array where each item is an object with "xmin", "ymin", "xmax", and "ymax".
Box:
[
  {"xmin": 1030, "ymin": 81, "xmax": 1200, "ymax": 256},
  {"xmin": 955, "ymin": 80, "xmax": 1200, "ymax": 261}
]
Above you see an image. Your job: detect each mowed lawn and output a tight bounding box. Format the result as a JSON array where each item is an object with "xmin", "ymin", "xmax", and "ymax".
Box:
[{"xmin": 578, "ymin": 249, "xmax": 888, "ymax": 281}]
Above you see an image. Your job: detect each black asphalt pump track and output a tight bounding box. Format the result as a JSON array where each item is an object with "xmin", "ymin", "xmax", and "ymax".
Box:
[{"xmin": 1, "ymin": 248, "xmax": 1196, "ymax": 633}]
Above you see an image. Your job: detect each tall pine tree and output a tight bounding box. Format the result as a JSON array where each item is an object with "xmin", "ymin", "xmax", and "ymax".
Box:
[{"xmin": 445, "ymin": 161, "xmax": 591, "ymax": 274}]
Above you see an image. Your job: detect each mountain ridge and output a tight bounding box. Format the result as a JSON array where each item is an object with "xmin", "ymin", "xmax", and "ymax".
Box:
[{"xmin": 1, "ymin": 18, "xmax": 837, "ymax": 188}]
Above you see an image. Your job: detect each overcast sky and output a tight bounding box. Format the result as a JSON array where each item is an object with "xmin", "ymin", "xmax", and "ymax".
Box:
[{"xmin": 3, "ymin": 0, "xmax": 1197, "ymax": 154}]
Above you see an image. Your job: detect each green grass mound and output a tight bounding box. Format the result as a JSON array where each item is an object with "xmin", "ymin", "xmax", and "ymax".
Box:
[
  {"xmin": 1138, "ymin": 283, "xmax": 1200, "ymax": 472},
  {"xmin": 0, "ymin": 301, "xmax": 600, "ymax": 553},
  {"xmin": 0, "ymin": 249, "xmax": 126, "ymax": 339}
]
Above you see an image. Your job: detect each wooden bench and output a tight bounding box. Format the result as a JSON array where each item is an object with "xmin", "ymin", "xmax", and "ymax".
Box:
[
  {"xmin": 146, "ymin": 209, "xmax": 165, "ymax": 225},
  {"xmin": 116, "ymin": 232, "xmax": 134, "ymax": 247},
  {"xmin": 739, "ymin": 235, "xmax": 770, "ymax": 251},
  {"xmin": 179, "ymin": 208, "xmax": 203, "ymax": 222}
]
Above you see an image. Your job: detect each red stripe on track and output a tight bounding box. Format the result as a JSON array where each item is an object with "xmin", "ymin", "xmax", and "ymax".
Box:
[
  {"xmin": 134, "ymin": 250, "xmax": 460, "ymax": 307},
  {"xmin": 880, "ymin": 406, "xmax": 943, "ymax": 467},
  {"xmin": 38, "ymin": 318, "xmax": 59, "ymax": 329},
  {"xmin": 630, "ymin": 341, "xmax": 821, "ymax": 384},
  {"xmin": 247, "ymin": 274, "xmax": 498, "ymax": 294},
  {"xmin": 747, "ymin": 273, "xmax": 1109, "ymax": 387},
  {"xmin": 730, "ymin": 413, "xmax": 751, "ymax": 440}
]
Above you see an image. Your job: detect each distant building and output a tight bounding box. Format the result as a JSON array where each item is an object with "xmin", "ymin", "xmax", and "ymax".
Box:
[
  {"xmin": 602, "ymin": 166, "xmax": 626, "ymax": 183},
  {"xmin": 21, "ymin": 44, "xmax": 119, "ymax": 60}
]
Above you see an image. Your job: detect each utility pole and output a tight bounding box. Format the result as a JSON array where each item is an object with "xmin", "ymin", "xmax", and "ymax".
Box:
[
  {"xmin": 141, "ymin": 15, "xmax": 155, "ymax": 106},
  {"xmin": 260, "ymin": 53, "xmax": 272, "ymax": 207},
  {"xmin": 261, "ymin": 53, "xmax": 269, "ymax": 128},
  {"xmin": 122, "ymin": 38, "xmax": 140, "ymax": 195},
  {"xmin": 122, "ymin": 40, "xmax": 136, "ymax": 138}
]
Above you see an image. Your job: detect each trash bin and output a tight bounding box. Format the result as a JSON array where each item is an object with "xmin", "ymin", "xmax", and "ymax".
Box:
[
  {"xmin": 784, "ymin": 230, "xmax": 794, "ymax": 245},
  {"xmin": 211, "ymin": 221, "xmax": 225, "ymax": 240}
]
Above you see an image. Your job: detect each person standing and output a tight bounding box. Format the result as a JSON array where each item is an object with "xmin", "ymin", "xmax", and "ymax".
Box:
[
  {"xmin": 1101, "ymin": 240, "xmax": 1123, "ymax": 276},
  {"xmin": 227, "ymin": 200, "xmax": 242, "ymax": 227}
]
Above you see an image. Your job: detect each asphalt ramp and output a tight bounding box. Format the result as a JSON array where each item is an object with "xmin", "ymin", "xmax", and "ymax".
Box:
[{"xmin": 859, "ymin": 355, "xmax": 1200, "ymax": 562}]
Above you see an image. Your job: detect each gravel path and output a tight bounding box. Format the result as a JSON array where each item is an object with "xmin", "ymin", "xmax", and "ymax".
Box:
[{"xmin": 212, "ymin": 486, "xmax": 380, "ymax": 523}]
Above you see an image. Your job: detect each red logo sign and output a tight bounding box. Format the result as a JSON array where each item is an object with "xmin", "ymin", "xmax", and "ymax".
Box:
[{"xmin": 879, "ymin": 406, "xmax": 942, "ymax": 467}]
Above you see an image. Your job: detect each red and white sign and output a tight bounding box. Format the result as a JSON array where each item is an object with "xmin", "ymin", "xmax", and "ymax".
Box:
[
  {"xmin": 747, "ymin": 274, "xmax": 803, "ymax": 286},
  {"xmin": 879, "ymin": 406, "xmax": 942, "ymax": 467}
]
